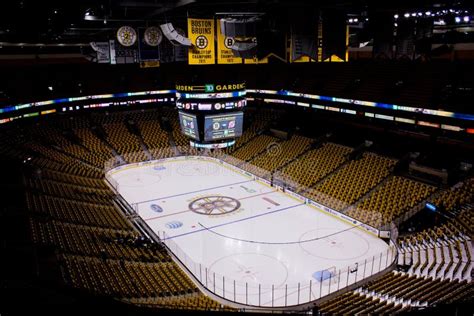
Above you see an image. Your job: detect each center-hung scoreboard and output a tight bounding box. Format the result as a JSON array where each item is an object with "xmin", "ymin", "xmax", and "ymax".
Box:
[{"xmin": 176, "ymin": 82, "xmax": 246, "ymax": 148}]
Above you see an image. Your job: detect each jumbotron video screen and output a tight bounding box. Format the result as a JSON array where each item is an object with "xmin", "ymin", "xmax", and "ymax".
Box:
[
  {"xmin": 178, "ymin": 112, "xmax": 199, "ymax": 140},
  {"xmin": 176, "ymin": 82, "xmax": 246, "ymax": 148},
  {"xmin": 204, "ymin": 112, "xmax": 244, "ymax": 141}
]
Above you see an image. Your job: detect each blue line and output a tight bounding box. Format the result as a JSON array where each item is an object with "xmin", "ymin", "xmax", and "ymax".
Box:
[
  {"xmin": 163, "ymin": 202, "xmax": 305, "ymax": 240},
  {"xmin": 136, "ymin": 179, "xmax": 254, "ymax": 204}
]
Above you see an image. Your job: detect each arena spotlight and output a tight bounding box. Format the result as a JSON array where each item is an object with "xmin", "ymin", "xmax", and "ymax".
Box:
[
  {"xmin": 394, "ymin": 14, "xmax": 399, "ymax": 19},
  {"xmin": 404, "ymin": 13, "xmax": 410, "ymax": 18},
  {"xmin": 463, "ymin": 16, "xmax": 470, "ymax": 22},
  {"xmin": 455, "ymin": 16, "xmax": 461, "ymax": 23},
  {"xmin": 425, "ymin": 11, "xmax": 431, "ymax": 16}
]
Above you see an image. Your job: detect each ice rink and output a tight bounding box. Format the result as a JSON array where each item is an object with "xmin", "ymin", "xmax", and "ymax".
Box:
[{"xmin": 107, "ymin": 156, "xmax": 393, "ymax": 307}]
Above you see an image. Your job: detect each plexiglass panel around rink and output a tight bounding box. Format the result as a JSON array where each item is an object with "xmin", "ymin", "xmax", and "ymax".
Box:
[{"xmin": 105, "ymin": 148, "xmax": 398, "ymax": 308}]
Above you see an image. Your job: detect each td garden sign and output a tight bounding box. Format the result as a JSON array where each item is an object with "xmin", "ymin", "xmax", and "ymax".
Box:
[
  {"xmin": 176, "ymin": 83, "xmax": 246, "ymax": 92},
  {"xmin": 188, "ymin": 18, "xmax": 215, "ymax": 65}
]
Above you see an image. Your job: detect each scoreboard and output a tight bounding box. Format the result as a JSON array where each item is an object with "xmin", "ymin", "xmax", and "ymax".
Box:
[
  {"xmin": 176, "ymin": 98, "xmax": 246, "ymax": 111},
  {"xmin": 204, "ymin": 112, "xmax": 243, "ymax": 141},
  {"xmin": 176, "ymin": 82, "xmax": 246, "ymax": 148},
  {"xmin": 178, "ymin": 112, "xmax": 199, "ymax": 140},
  {"xmin": 176, "ymin": 90, "xmax": 246, "ymax": 99}
]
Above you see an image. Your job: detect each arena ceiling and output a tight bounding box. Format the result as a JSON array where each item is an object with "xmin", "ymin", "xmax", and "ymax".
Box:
[{"xmin": 0, "ymin": 0, "xmax": 472, "ymax": 44}]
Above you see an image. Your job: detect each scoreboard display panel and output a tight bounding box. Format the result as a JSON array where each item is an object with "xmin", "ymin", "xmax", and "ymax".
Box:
[
  {"xmin": 176, "ymin": 90, "xmax": 246, "ymax": 99},
  {"xmin": 204, "ymin": 112, "xmax": 243, "ymax": 141},
  {"xmin": 176, "ymin": 98, "xmax": 246, "ymax": 111},
  {"xmin": 176, "ymin": 82, "xmax": 246, "ymax": 148},
  {"xmin": 178, "ymin": 111, "xmax": 199, "ymax": 140}
]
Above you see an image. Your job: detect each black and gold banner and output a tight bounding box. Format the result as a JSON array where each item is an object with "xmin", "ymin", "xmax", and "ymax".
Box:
[{"xmin": 188, "ymin": 18, "xmax": 215, "ymax": 65}]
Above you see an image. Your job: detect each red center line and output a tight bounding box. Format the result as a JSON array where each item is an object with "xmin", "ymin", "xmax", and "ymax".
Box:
[{"xmin": 144, "ymin": 190, "xmax": 278, "ymax": 222}]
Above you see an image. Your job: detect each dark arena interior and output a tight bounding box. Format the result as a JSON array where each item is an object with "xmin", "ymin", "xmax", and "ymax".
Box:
[{"xmin": 1, "ymin": 0, "xmax": 473, "ymax": 315}]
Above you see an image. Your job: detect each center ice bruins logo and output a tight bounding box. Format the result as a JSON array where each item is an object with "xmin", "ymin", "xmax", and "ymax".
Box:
[{"xmin": 189, "ymin": 196, "xmax": 240, "ymax": 216}]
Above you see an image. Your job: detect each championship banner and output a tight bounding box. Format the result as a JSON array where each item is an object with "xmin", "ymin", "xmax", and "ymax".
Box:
[
  {"xmin": 187, "ymin": 18, "xmax": 215, "ymax": 65},
  {"xmin": 290, "ymin": 33, "xmax": 317, "ymax": 63},
  {"xmin": 321, "ymin": 10, "xmax": 348, "ymax": 62},
  {"xmin": 174, "ymin": 27, "xmax": 189, "ymax": 62},
  {"xmin": 138, "ymin": 27, "xmax": 160, "ymax": 62},
  {"xmin": 216, "ymin": 19, "xmax": 242, "ymax": 64},
  {"xmin": 159, "ymin": 38, "xmax": 175, "ymax": 63}
]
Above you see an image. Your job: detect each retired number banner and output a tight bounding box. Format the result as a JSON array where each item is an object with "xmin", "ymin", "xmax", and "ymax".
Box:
[{"xmin": 187, "ymin": 18, "xmax": 215, "ymax": 65}]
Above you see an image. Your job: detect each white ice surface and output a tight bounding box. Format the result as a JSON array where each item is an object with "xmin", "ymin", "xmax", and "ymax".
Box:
[{"xmin": 108, "ymin": 157, "xmax": 392, "ymax": 307}]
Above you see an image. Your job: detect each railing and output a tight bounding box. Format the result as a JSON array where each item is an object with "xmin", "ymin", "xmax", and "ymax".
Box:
[{"xmin": 104, "ymin": 148, "xmax": 399, "ymax": 308}]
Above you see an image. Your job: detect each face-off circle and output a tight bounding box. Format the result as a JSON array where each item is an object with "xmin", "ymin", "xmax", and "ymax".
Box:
[{"xmin": 189, "ymin": 196, "xmax": 240, "ymax": 215}]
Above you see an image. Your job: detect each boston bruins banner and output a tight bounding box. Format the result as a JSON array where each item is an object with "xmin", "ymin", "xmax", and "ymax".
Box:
[
  {"xmin": 216, "ymin": 19, "xmax": 242, "ymax": 64},
  {"xmin": 187, "ymin": 18, "xmax": 215, "ymax": 65}
]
